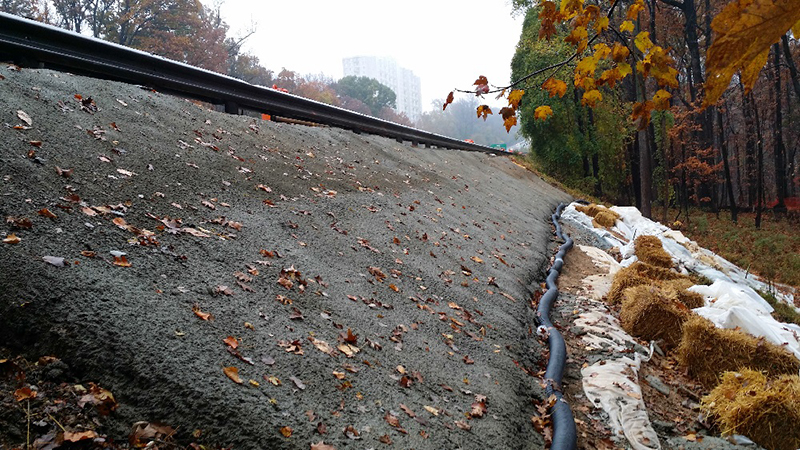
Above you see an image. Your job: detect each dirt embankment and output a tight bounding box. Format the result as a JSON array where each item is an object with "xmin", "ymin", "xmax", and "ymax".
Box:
[{"xmin": 0, "ymin": 66, "xmax": 570, "ymax": 449}]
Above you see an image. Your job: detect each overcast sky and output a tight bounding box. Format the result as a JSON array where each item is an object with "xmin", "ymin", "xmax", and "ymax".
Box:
[{"xmin": 214, "ymin": 0, "xmax": 524, "ymax": 112}]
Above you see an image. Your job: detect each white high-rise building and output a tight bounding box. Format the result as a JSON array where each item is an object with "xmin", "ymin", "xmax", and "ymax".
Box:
[{"xmin": 342, "ymin": 56, "xmax": 422, "ymax": 123}]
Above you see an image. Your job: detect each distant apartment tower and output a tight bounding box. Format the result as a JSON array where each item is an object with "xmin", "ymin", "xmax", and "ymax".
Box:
[{"xmin": 342, "ymin": 56, "xmax": 422, "ymax": 122}]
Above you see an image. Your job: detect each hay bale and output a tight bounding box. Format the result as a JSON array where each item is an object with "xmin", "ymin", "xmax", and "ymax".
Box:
[
  {"xmin": 634, "ymin": 235, "xmax": 673, "ymax": 268},
  {"xmin": 629, "ymin": 261, "xmax": 686, "ymax": 281},
  {"xmin": 606, "ymin": 262, "xmax": 690, "ymax": 303},
  {"xmin": 594, "ymin": 210, "xmax": 619, "ymax": 228},
  {"xmin": 676, "ymin": 315, "xmax": 800, "ymax": 389},
  {"xmin": 662, "ymin": 279, "xmax": 706, "ymax": 309},
  {"xmin": 620, "ymin": 285, "xmax": 691, "ymax": 349},
  {"xmin": 576, "ymin": 203, "xmax": 621, "ymax": 228},
  {"xmin": 702, "ymin": 369, "xmax": 800, "ymax": 450},
  {"xmin": 607, "ymin": 264, "xmax": 653, "ymax": 303}
]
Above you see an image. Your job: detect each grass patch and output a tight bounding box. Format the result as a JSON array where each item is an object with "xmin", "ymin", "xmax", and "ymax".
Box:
[
  {"xmin": 759, "ymin": 291, "xmax": 800, "ymax": 327},
  {"xmin": 681, "ymin": 210, "xmax": 800, "ymax": 289},
  {"xmin": 511, "ymin": 156, "xmax": 603, "ymax": 204}
]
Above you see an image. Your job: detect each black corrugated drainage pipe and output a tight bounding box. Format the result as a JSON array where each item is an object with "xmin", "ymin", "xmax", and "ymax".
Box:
[{"xmin": 536, "ymin": 202, "xmax": 577, "ymax": 450}]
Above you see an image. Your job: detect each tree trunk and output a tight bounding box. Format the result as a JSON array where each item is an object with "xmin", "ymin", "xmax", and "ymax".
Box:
[
  {"xmin": 741, "ymin": 85, "xmax": 757, "ymax": 208},
  {"xmin": 717, "ymin": 108, "xmax": 738, "ymax": 222},
  {"xmin": 754, "ymin": 90, "xmax": 765, "ymax": 229},
  {"xmin": 782, "ymin": 35, "xmax": 800, "ymax": 101},
  {"xmin": 773, "ymin": 44, "xmax": 787, "ymax": 211}
]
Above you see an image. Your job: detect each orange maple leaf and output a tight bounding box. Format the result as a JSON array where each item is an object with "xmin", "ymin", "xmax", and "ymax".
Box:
[
  {"xmin": 534, "ymin": 105, "xmax": 554, "ymax": 121},
  {"xmin": 476, "ymin": 105, "xmax": 493, "ymax": 121},
  {"xmin": 542, "ymin": 78, "xmax": 567, "ymax": 98},
  {"xmin": 703, "ymin": 0, "xmax": 800, "ymax": 106}
]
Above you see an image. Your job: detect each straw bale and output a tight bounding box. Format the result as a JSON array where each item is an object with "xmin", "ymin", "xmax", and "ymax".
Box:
[
  {"xmin": 629, "ymin": 262, "xmax": 686, "ymax": 281},
  {"xmin": 676, "ymin": 315, "xmax": 800, "ymax": 389},
  {"xmin": 620, "ymin": 285, "xmax": 691, "ymax": 349},
  {"xmin": 606, "ymin": 262, "xmax": 690, "ymax": 303},
  {"xmin": 594, "ymin": 211, "xmax": 619, "ymax": 228},
  {"xmin": 576, "ymin": 203, "xmax": 620, "ymax": 226},
  {"xmin": 607, "ymin": 264, "xmax": 653, "ymax": 303},
  {"xmin": 634, "ymin": 235, "xmax": 673, "ymax": 268},
  {"xmin": 662, "ymin": 279, "xmax": 706, "ymax": 309},
  {"xmin": 702, "ymin": 369, "xmax": 800, "ymax": 450}
]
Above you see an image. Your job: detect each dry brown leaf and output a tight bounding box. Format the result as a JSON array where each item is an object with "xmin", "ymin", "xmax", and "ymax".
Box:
[
  {"xmin": 223, "ymin": 366, "xmax": 243, "ymax": 384},
  {"xmin": 223, "ymin": 336, "xmax": 239, "ymax": 349},
  {"xmin": 192, "ymin": 304, "xmax": 213, "ymax": 321},
  {"xmin": 14, "ymin": 386, "xmax": 37, "ymax": 401},
  {"xmin": 63, "ymin": 430, "xmax": 98, "ymax": 442}
]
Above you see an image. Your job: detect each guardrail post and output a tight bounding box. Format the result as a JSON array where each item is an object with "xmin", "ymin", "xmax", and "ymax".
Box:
[{"xmin": 224, "ymin": 101, "xmax": 240, "ymax": 115}]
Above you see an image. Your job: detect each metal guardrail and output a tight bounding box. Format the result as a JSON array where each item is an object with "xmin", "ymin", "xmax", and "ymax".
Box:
[{"xmin": 0, "ymin": 12, "xmax": 507, "ymax": 155}]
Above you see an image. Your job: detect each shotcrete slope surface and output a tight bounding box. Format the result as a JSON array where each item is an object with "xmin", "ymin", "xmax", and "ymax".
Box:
[{"xmin": 0, "ymin": 66, "xmax": 569, "ymax": 449}]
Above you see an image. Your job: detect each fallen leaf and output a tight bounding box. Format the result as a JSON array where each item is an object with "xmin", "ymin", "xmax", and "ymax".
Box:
[
  {"xmin": 223, "ymin": 336, "xmax": 239, "ymax": 349},
  {"xmin": 454, "ymin": 420, "xmax": 472, "ymax": 430},
  {"xmin": 290, "ymin": 376, "xmax": 306, "ymax": 390},
  {"xmin": 400, "ymin": 403, "xmax": 416, "ymax": 418},
  {"xmin": 55, "ymin": 166, "xmax": 73, "ymax": 177},
  {"xmin": 3, "ymin": 233, "xmax": 20, "ymax": 244},
  {"xmin": 16, "ymin": 110, "xmax": 32, "ymax": 126},
  {"xmin": 63, "ymin": 430, "xmax": 98, "ymax": 442},
  {"xmin": 267, "ymin": 375, "xmax": 281, "ymax": 386},
  {"xmin": 470, "ymin": 256, "xmax": 484, "ymax": 263},
  {"xmin": 341, "ymin": 328, "xmax": 358, "ymax": 345},
  {"xmin": 343, "ymin": 425, "xmax": 360, "ymax": 440},
  {"xmin": 470, "ymin": 399, "xmax": 487, "ymax": 418},
  {"xmin": 310, "ymin": 337, "xmax": 338, "ymax": 356},
  {"xmin": 192, "ymin": 304, "xmax": 213, "ymax": 321},
  {"xmin": 337, "ymin": 343, "xmax": 360, "ymax": 357},
  {"xmin": 280, "ymin": 426, "xmax": 293, "ymax": 437},
  {"xmin": 424, "ymin": 405, "xmax": 439, "ymax": 416},
  {"xmin": 384, "ymin": 412, "xmax": 400, "ymax": 427},
  {"xmin": 129, "ymin": 422, "xmax": 175, "ymax": 447},
  {"xmin": 379, "ymin": 434, "xmax": 392, "ymax": 444},
  {"xmin": 223, "ymin": 366, "xmax": 243, "ymax": 384},
  {"xmin": 14, "ymin": 386, "xmax": 37, "ymax": 401},
  {"xmin": 113, "ymin": 255, "xmax": 131, "ymax": 267},
  {"xmin": 38, "ymin": 208, "xmax": 57, "ymax": 218},
  {"xmin": 42, "ymin": 256, "xmax": 66, "ymax": 267},
  {"xmin": 310, "ymin": 442, "xmax": 336, "ymax": 450}
]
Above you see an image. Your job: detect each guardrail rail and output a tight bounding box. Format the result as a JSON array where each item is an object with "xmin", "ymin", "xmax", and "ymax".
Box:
[{"xmin": 0, "ymin": 12, "xmax": 507, "ymax": 155}]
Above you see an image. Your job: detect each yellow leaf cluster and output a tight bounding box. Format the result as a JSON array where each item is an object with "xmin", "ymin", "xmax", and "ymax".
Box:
[
  {"xmin": 507, "ymin": 89, "xmax": 525, "ymax": 108},
  {"xmin": 534, "ymin": 105, "xmax": 554, "ymax": 121},
  {"xmin": 634, "ymin": 31, "xmax": 654, "ymax": 53},
  {"xmin": 560, "ymin": 0, "xmax": 584, "ymax": 19},
  {"xmin": 581, "ymin": 90, "xmax": 603, "ymax": 107},
  {"xmin": 476, "ymin": 105, "xmax": 493, "ymax": 121},
  {"xmin": 652, "ymin": 89, "xmax": 673, "ymax": 110},
  {"xmin": 620, "ymin": 20, "xmax": 634, "ymax": 33},
  {"xmin": 542, "ymin": 78, "xmax": 567, "ymax": 98},
  {"xmin": 704, "ymin": 0, "xmax": 800, "ymax": 106},
  {"xmin": 499, "ymin": 107, "xmax": 517, "ymax": 132}
]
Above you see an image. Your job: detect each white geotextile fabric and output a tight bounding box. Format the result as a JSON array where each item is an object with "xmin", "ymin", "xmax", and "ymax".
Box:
[
  {"xmin": 564, "ymin": 203, "xmax": 800, "ymax": 365},
  {"xmin": 582, "ymin": 356, "xmax": 661, "ymax": 450},
  {"xmin": 576, "ymin": 308, "xmax": 661, "ymax": 450},
  {"xmin": 691, "ymin": 280, "xmax": 800, "ymax": 361},
  {"xmin": 575, "ymin": 245, "xmax": 621, "ymax": 301}
]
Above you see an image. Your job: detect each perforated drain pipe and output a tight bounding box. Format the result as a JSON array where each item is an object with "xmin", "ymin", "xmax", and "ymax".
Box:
[{"xmin": 536, "ymin": 202, "xmax": 577, "ymax": 450}]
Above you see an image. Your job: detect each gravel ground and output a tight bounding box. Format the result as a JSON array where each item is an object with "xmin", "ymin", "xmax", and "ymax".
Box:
[{"xmin": 0, "ymin": 66, "xmax": 571, "ymax": 449}]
